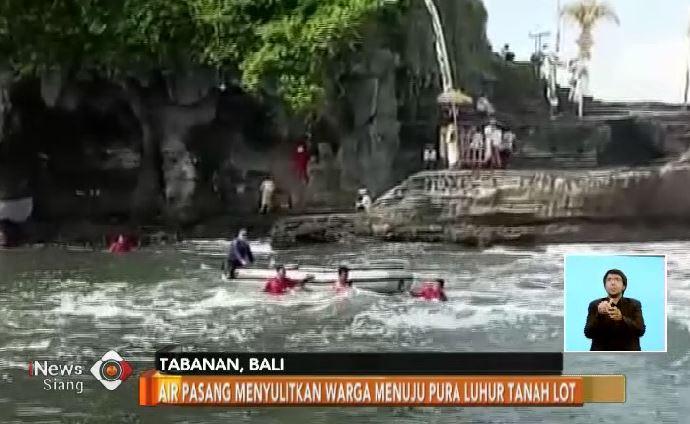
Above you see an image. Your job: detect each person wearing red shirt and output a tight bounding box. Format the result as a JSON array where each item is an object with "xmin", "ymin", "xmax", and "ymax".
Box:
[
  {"xmin": 410, "ymin": 279, "xmax": 448, "ymax": 302},
  {"xmin": 109, "ymin": 234, "xmax": 132, "ymax": 254},
  {"xmin": 293, "ymin": 139, "xmax": 310, "ymax": 184},
  {"xmin": 263, "ymin": 265, "xmax": 313, "ymax": 295},
  {"xmin": 333, "ymin": 266, "xmax": 354, "ymax": 294}
]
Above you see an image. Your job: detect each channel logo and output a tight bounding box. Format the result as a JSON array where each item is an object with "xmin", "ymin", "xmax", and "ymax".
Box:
[{"xmin": 90, "ymin": 350, "xmax": 133, "ymax": 390}]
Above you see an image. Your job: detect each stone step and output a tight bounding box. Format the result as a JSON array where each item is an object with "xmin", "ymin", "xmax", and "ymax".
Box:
[
  {"xmin": 510, "ymin": 160, "xmax": 598, "ymax": 170},
  {"xmin": 588, "ymin": 101, "xmax": 685, "ymax": 111},
  {"xmin": 515, "ymin": 151, "xmax": 597, "ymax": 158}
]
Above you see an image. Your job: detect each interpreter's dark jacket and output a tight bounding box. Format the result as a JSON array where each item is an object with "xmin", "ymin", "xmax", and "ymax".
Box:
[{"xmin": 584, "ymin": 297, "xmax": 646, "ymax": 351}]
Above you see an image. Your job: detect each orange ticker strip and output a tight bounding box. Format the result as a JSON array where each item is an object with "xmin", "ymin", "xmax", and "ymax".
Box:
[{"xmin": 138, "ymin": 373, "xmax": 587, "ymax": 407}]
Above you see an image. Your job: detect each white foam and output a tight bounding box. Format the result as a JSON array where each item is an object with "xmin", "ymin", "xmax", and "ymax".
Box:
[
  {"xmin": 164, "ymin": 289, "xmax": 263, "ymax": 318},
  {"xmin": 0, "ymin": 339, "xmax": 50, "ymax": 352},
  {"xmin": 183, "ymin": 239, "xmax": 273, "ymax": 255},
  {"xmin": 49, "ymin": 289, "xmax": 148, "ymax": 319}
]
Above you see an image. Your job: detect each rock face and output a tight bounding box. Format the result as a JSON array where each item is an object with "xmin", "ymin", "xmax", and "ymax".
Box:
[
  {"xmin": 272, "ymin": 162, "xmax": 690, "ymax": 248},
  {"xmin": 0, "ymin": 0, "xmax": 503, "ymax": 225},
  {"xmin": 0, "ymin": 0, "xmax": 684, "ymax": 233},
  {"xmin": 0, "ymin": 77, "xmax": 275, "ymax": 225},
  {"xmin": 366, "ymin": 164, "xmax": 690, "ymax": 244},
  {"xmin": 336, "ymin": 46, "xmax": 401, "ymax": 196},
  {"xmin": 327, "ymin": 0, "xmax": 497, "ymax": 197},
  {"xmin": 270, "ymin": 213, "xmax": 367, "ymax": 248}
]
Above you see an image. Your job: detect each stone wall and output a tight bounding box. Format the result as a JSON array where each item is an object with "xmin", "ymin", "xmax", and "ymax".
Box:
[
  {"xmin": 270, "ymin": 162, "xmax": 690, "ymax": 247},
  {"xmin": 364, "ymin": 162, "xmax": 690, "ymax": 245}
]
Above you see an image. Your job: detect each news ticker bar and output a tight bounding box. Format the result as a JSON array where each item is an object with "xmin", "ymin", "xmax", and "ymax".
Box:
[
  {"xmin": 154, "ymin": 352, "xmax": 563, "ymax": 375},
  {"xmin": 139, "ymin": 372, "xmax": 626, "ymax": 407}
]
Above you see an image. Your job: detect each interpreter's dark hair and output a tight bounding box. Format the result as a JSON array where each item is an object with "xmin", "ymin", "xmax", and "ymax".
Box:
[
  {"xmin": 603, "ymin": 269, "xmax": 627, "ymax": 291},
  {"xmin": 275, "ymin": 264, "xmax": 285, "ymax": 272},
  {"xmin": 436, "ymin": 278, "xmax": 445, "ymax": 288},
  {"xmin": 338, "ymin": 266, "xmax": 349, "ymax": 275}
]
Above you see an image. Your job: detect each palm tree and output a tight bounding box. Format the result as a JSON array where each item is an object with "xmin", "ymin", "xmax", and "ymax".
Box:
[{"xmin": 561, "ymin": 0, "xmax": 619, "ymax": 117}]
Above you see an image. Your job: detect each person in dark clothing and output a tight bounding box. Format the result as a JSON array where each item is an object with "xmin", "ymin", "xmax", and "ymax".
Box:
[
  {"xmin": 223, "ymin": 228, "xmax": 254, "ymax": 278},
  {"xmin": 584, "ymin": 269, "xmax": 646, "ymax": 351},
  {"xmin": 500, "ymin": 44, "xmax": 515, "ymax": 61}
]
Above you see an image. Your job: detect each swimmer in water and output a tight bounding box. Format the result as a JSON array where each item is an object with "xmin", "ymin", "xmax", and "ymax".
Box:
[
  {"xmin": 263, "ymin": 265, "xmax": 313, "ymax": 295},
  {"xmin": 333, "ymin": 266, "xmax": 354, "ymax": 294},
  {"xmin": 410, "ymin": 279, "xmax": 447, "ymax": 302},
  {"xmin": 109, "ymin": 234, "xmax": 132, "ymax": 254}
]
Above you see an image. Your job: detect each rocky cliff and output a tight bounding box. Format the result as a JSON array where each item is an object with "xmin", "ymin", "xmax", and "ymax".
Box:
[
  {"xmin": 0, "ymin": 0, "xmax": 507, "ymax": 227},
  {"xmin": 2, "ymin": 0, "xmax": 676, "ymax": 239},
  {"xmin": 270, "ymin": 159, "xmax": 690, "ymax": 248},
  {"xmin": 364, "ymin": 159, "xmax": 690, "ymax": 245}
]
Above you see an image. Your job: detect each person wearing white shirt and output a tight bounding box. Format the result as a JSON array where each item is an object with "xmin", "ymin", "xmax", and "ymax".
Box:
[
  {"xmin": 476, "ymin": 95, "xmax": 495, "ymax": 116},
  {"xmin": 484, "ymin": 121, "xmax": 503, "ymax": 166},
  {"xmin": 355, "ymin": 188, "xmax": 372, "ymax": 213},
  {"xmin": 259, "ymin": 177, "xmax": 276, "ymax": 214},
  {"xmin": 465, "ymin": 127, "xmax": 483, "ymax": 165},
  {"xmin": 423, "ymin": 144, "xmax": 438, "ymax": 170}
]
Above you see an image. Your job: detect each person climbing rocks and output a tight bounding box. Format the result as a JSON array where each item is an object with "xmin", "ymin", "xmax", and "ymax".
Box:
[
  {"xmin": 259, "ymin": 176, "xmax": 276, "ymax": 214},
  {"xmin": 293, "ymin": 138, "xmax": 310, "ymax": 184}
]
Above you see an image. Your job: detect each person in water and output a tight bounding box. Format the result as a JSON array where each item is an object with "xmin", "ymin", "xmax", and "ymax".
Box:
[
  {"xmin": 333, "ymin": 266, "xmax": 354, "ymax": 293},
  {"xmin": 224, "ymin": 228, "xmax": 254, "ymax": 278},
  {"xmin": 263, "ymin": 265, "xmax": 313, "ymax": 295},
  {"xmin": 410, "ymin": 279, "xmax": 448, "ymax": 302},
  {"xmin": 109, "ymin": 234, "xmax": 132, "ymax": 254}
]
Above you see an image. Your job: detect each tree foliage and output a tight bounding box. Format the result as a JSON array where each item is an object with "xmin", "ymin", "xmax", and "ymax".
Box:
[{"xmin": 0, "ymin": 0, "xmax": 400, "ymax": 112}]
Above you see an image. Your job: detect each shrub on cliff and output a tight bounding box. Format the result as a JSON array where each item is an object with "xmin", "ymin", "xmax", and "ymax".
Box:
[{"xmin": 0, "ymin": 0, "xmax": 401, "ymax": 113}]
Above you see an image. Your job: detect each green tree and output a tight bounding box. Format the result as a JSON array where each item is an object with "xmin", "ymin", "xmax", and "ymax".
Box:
[{"xmin": 0, "ymin": 0, "xmax": 399, "ymax": 113}]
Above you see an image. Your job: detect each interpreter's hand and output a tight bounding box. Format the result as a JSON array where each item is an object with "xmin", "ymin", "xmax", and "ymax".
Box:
[
  {"xmin": 241, "ymin": 260, "xmax": 248, "ymax": 266},
  {"xmin": 597, "ymin": 301, "xmax": 610, "ymax": 315},
  {"xmin": 608, "ymin": 307, "xmax": 623, "ymax": 321}
]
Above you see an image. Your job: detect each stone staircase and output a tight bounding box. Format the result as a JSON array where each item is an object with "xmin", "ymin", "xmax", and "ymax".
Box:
[
  {"xmin": 508, "ymin": 98, "xmax": 690, "ymax": 169},
  {"xmin": 584, "ymin": 100, "xmax": 687, "ymax": 117},
  {"xmin": 585, "ymin": 100, "xmax": 690, "ymax": 157},
  {"xmin": 510, "ymin": 149, "xmax": 599, "ymax": 169}
]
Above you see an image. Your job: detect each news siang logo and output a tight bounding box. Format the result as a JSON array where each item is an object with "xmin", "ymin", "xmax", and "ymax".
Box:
[
  {"xmin": 90, "ymin": 350, "xmax": 133, "ymax": 390},
  {"xmin": 29, "ymin": 350, "xmax": 133, "ymax": 393},
  {"xmin": 29, "ymin": 360, "xmax": 85, "ymax": 394}
]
